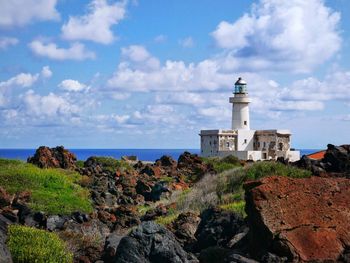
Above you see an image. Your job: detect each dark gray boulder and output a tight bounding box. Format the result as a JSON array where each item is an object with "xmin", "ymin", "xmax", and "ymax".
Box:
[
  {"xmin": 0, "ymin": 215, "xmax": 13, "ymax": 263},
  {"xmin": 114, "ymin": 221, "xmax": 195, "ymax": 263}
]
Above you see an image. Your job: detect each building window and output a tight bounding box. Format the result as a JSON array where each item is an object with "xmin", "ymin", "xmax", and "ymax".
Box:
[
  {"xmin": 226, "ymin": 142, "xmax": 230, "ymax": 147},
  {"xmin": 244, "ymin": 121, "xmax": 247, "ymax": 125},
  {"xmin": 279, "ymin": 143, "xmax": 283, "ymax": 151},
  {"xmin": 244, "ymin": 139, "xmax": 247, "ymax": 144},
  {"xmin": 263, "ymin": 142, "xmax": 266, "ymax": 148}
]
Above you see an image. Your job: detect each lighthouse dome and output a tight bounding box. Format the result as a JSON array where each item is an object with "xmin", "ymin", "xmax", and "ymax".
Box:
[
  {"xmin": 234, "ymin": 77, "xmax": 247, "ymax": 94},
  {"xmin": 235, "ymin": 77, "xmax": 246, "ymax": 85}
]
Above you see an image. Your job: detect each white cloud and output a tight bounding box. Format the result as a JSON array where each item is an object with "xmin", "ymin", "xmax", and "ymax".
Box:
[
  {"xmin": 41, "ymin": 66, "xmax": 52, "ymax": 79},
  {"xmin": 0, "ymin": 37, "xmax": 19, "ymax": 50},
  {"xmin": 22, "ymin": 90, "xmax": 79, "ymax": 117},
  {"xmin": 154, "ymin": 35, "xmax": 167, "ymax": 43},
  {"xmin": 0, "ymin": 73, "xmax": 38, "ymax": 89},
  {"xmin": 61, "ymin": 0, "xmax": 127, "ymax": 44},
  {"xmin": 120, "ymin": 45, "xmax": 160, "ymax": 70},
  {"xmin": 155, "ymin": 92, "xmax": 205, "ymax": 105},
  {"xmin": 179, "ymin": 37, "xmax": 194, "ymax": 48},
  {"xmin": 58, "ymin": 79, "xmax": 87, "ymax": 92},
  {"xmin": 29, "ymin": 41, "xmax": 95, "ymax": 60},
  {"xmin": 114, "ymin": 114, "xmax": 130, "ymax": 124},
  {"xmin": 0, "ymin": 0, "xmax": 59, "ymax": 27},
  {"xmin": 211, "ymin": 0, "xmax": 341, "ymax": 72},
  {"xmin": 111, "ymin": 92, "xmax": 130, "ymax": 100},
  {"xmin": 108, "ymin": 46, "xmax": 232, "ymax": 92}
]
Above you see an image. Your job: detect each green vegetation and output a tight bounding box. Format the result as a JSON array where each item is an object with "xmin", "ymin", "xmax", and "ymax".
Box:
[
  {"xmin": 202, "ymin": 155, "xmax": 242, "ymax": 173},
  {"xmin": 0, "ymin": 158, "xmax": 92, "ymax": 214},
  {"xmin": 155, "ymin": 213, "xmax": 179, "ymax": 225},
  {"xmin": 219, "ymin": 201, "xmax": 246, "ymax": 217},
  {"xmin": 75, "ymin": 160, "xmax": 84, "ymax": 168},
  {"xmin": 137, "ymin": 204, "xmax": 152, "ymax": 216},
  {"xmin": 7, "ymin": 225, "xmax": 73, "ymax": 263},
  {"xmin": 90, "ymin": 156, "xmax": 134, "ymax": 173},
  {"xmin": 245, "ymin": 161, "xmax": 312, "ymax": 180}
]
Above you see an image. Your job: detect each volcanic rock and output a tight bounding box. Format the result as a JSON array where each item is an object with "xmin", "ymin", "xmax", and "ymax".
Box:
[
  {"xmin": 0, "ymin": 187, "xmax": 12, "ymax": 208},
  {"xmin": 114, "ymin": 221, "xmax": 194, "ymax": 263},
  {"xmin": 294, "ymin": 144, "xmax": 350, "ymax": 177},
  {"xmin": 168, "ymin": 211, "xmax": 200, "ymax": 252},
  {"xmin": 244, "ymin": 175, "xmax": 350, "ymax": 262},
  {"xmin": 27, "ymin": 146, "xmax": 77, "ymax": 169},
  {"xmin": 177, "ymin": 152, "xmax": 213, "ymax": 182},
  {"xmin": 0, "ymin": 215, "xmax": 13, "ymax": 263},
  {"xmin": 194, "ymin": 207, "xmax": 245, "ymax": 252}
]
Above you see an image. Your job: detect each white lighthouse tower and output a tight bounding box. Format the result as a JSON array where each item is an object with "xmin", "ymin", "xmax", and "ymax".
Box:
[
  {"xmin": 229, "ymin": 77, "xmax": 251, "ymax": 130},
  {"xmin": 199, "ymin": 76, "xmax": 300, "ymax": 162}
]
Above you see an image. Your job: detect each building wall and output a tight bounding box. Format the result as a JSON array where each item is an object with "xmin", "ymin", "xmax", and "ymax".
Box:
[
  {"xmin": 236, "ymin": 130, "xmax": 255, "ymax": 151},
  {"xmin": 200, "ymin": 134, "xmax": 219, "ymax": 157}
]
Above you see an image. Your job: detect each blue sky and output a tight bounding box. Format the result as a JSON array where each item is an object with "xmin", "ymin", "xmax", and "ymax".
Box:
[{"xmin": 0, "ymin": 0, "xmax": 350, "ymax": 149}]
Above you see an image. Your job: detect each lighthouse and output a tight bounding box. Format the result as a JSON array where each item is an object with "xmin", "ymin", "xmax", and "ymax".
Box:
[
  {"xmin": 199, "ymin": 76, "xmax": 300, "ymax": 162},
  {"xmin": 229, "ymin": 77, "xmax": 251, "ymax": 130}
]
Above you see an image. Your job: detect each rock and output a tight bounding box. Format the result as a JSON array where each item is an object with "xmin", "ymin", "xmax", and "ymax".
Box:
[
  {"xmin": 168, "ymin": 212, "xmax": 200, "ymax": 252},
  {"xmin": 103, "ymin": 232, "xmax": 125, "ymax": 262},
  {"xmin": 59, "ymin": 219, "xmax": 110, "ymax": 262},
  {"xmin": 0, "ymin": 215, "xmax": 13, "ymax": 263},
  {"xmin": 177, "ymin": 152, "xmax": 213, "ymax": 182},
  {"xmin": 198, "ymin": 246, "xmax": 257, "ymax": 263},
  {"xmin": 323, "ymin": 144, "xmax": 350, "ymax": 174},
  {"xmin": 194, "ymin": 207, "xmax": 245, "ymax": 252},
  {"xmin": 156, "ymin": 155, "xmax": 177, "ymax": 168},
  {"xmin": 27, "ymin": 146, "xmax": 77, "ymax": 169},
  {"xmin": 0, "ymin": 187, "xmax": 12, "ymax": 208},
  {"xmin": 140, "ymin": 165, "xmax": 162, "ymax": 178},
  {"xmin": 244, "ymin": 176, "xmax": 350, "ymax": 262},
  {"xmin": 47, "ymin": 215, "xmax": 67, "ymax": 231},
  {"xmin": 141, "ymin": 203, "xmax": 168, "ymax": 221},
  {"xmin": 114, "ymin": 205, "xmax": 140, "ymax": 230},
  {"xmin": 114, "ymin": 221, "xmax": 193, "ymax": 263},
  {"xmin": 294, "ymin": 144, "xmax": 350, "ymax": 177}
]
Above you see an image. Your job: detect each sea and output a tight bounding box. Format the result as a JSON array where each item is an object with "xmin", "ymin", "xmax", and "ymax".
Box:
[{"xmin": 0, "ymin": 149, "xmax": 320, "ymax": 162}]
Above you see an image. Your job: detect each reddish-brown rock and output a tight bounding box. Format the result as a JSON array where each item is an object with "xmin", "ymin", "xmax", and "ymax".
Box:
[
  {"xmin": 0, "ymin": 187, "xmax": 12, "ymax": 208},
  {"xmin": 27, "ymin": 146, "xmax": 77, "ymax": 169},
  {"xmin": 244, "ymin": 176, "xmax": 350, "ymax": 262}
]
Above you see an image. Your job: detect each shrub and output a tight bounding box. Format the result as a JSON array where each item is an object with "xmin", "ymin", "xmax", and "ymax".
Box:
[
  {"xmin": 76, "ymin": 160, "xmax": 84, "ymax": 168},
  {"xmin": 155, "ymin": 213, "xmax": 179, "ymax": 225},
  {"xmin": 245, "ymin": 161, "xmax": 312, "ymax": 180},
  {"xmin": 219, "ymin": 201, "xmax": 246, "ymax": 217},
  {"xmin": 202, "ymin": 155, "xmax": 242, "ymax": 173},
  {"xmin": 216, "ymin": 161, "xmax": 311, "ymax": 202},
  {"xmin": 0, "ymin": 158, "xmax": 92, "ymax": 214},
  {"xmin": 87, "ymin": 156, "xmax": 133, "ymax": 173},
  {"xmin": 7, "ymin": 225, "xmax": 73, "ymax": 263}
]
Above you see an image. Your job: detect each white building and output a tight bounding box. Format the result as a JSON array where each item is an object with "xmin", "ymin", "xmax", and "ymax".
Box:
[{"xmin": 200, "ymin": 77, "xmax": 300, "ymax": 162}]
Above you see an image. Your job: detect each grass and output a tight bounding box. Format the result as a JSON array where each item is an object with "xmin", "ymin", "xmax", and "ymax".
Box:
[
  {"xmin": 0, "ymin": 158, "xmax": 92, "ymax": 215},
  {"xmin": 87, "ymin": 156, "xmax": 134, "ymax": 173},
  {"xmin": 7, "ymin": 225, "xmax": 73, "ymax": 263},
  {"xmin": 202, "ymin": 155, "xmax": 242, "ymax": 173},
  {"xmin": 219, "ymin": 201, "xmax": 246, "ymax": 217},
  {"xmin": 155, "ymin": 213, "xmax": 179, "ymax": 225},
  {"xmin": 245, "ymin": 161, "xmax": 312, "ymax": 180}
]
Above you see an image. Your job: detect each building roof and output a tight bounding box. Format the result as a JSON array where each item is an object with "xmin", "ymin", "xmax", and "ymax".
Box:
[{"xmin": 307, "ymin": 150, "xmax": 326, "ymax": 160}]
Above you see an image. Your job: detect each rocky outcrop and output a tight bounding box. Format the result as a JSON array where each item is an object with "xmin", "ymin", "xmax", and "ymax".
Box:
[
  {"xmin": 177, "ymin": 152, "xmax": 213, "ymax": 182},
  {"xmin": 27, "ymin": 146, "xmax": 77, "ymax": 169},
  {"xmin": 168, "ymin": 212, "xmax": 200, "ymax": 252},
  {"xmin": 194, "ymin": 207, "xmax": 246, "ymax": 252},
  {"xmin": 244, "ymin": 176, "xmax": 350, "ymax": 262},
  {"xmin": 59, "ymin": 219, "xmax": 110, "ymax": 263},
  {"xmin": 115, "ymin": 221, "xmax": 196, "ymax": 263},
  {"xmin": 0, "ymin": 215, "xmax": 13, "ymax": 263},
  {"xmin": 294, "ymin": 144, "xmax": 350, "ymax": 177}
]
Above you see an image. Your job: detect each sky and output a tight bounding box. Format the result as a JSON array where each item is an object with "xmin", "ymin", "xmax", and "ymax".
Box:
[{"xmin": 0, "ymin": 0, "xmax": 350, "ymax": 149}]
